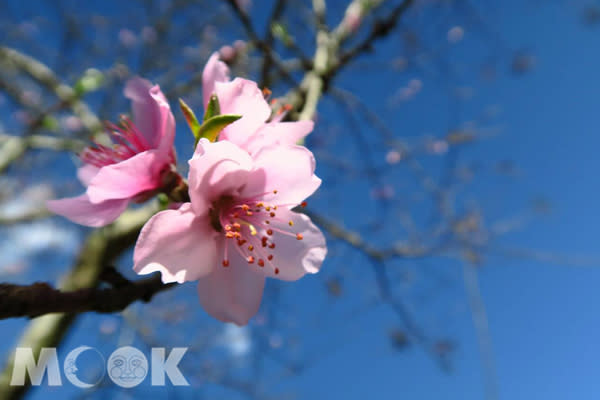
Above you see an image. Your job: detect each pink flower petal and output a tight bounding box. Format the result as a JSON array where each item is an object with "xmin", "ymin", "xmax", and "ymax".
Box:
[
  {"xmin": 133, "ymin": 203, "xmax": 218, "ymax": 284},
  {"xmin": 86, "ymin": 150, "xmax": 164, "ymax": 204},
  {"xmin": 214, "ymin": 78, "xmax": 271, "ymax": 146},
  {"xmin": 196, "ymin": 256, "xmax": 265, "ymax": 325},
  {"xmin": 245, "ymin": 120, "xmax": 314, "ymax": 155},
  {"xmin": 188, "ymin": 139, "xmax": 256, "ymax": 217},
  {"xmin": 149, "ymin": 85, "xmax": 176, "ymax": 160},
  {"xmin": 47, "ymin": 194, "xmax": 128, "ymax": 227},
  {"xmin": 77, "ymin": 164, "xmax": 100, "ymax": 186},
  {"xmin": 124, "ymin": 77, "xmax": 175, "ymax": 152},
  {"xmin": 248, "ymin": 145, "xmax": 321, "ymax": 206},
  {"xmin": 258, "ymin": 210, "xmax": 327, "ymax": 281},
  {"xmin": 202, "ymin": 52, "xmax": 230, "ymax": 108}
]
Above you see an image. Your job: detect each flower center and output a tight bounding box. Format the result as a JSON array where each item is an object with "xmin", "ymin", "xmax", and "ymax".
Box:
[
  {"xmin": 212, "ymin": 190, "xmax": 307, "ymax": 275},
  {"xmin": 80, "ymin": 116, "xmax": 150, "ymax": 168}
]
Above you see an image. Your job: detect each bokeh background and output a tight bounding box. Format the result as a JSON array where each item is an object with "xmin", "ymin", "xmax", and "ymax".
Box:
[{"xmin": 0, "ymin": 0, "xmax": 599, "ymax": 399}]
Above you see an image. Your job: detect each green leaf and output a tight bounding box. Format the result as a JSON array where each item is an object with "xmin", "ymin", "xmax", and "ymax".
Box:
[
  {"xmin": 74, "ymin": 68, "xmax": 104, "ymax": 96},
  {"xmin": 196, "ymin": 114, "xmax": 242, "ymax": 145},
  {"xmin": 179, "ymin": 98, "xmax": 201, "ymax": 139},
  {"xmin": 204, "ymin": 94, "xmax": 221, "ymax": 121},
  {"xmin": 271, "ymin": 22, "xmax": 293, "ymax": 47},
  {"xmin": 42, "ymin": 115, "xmax": 59, "ymax": 131}
]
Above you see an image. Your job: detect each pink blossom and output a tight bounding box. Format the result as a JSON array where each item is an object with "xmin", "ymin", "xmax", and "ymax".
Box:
[
  {"xmin": 343, "ymin": 2, "xmax": 363, "ymax": 33},
  {"xmin": 118, "ymin": 28, "xmax": 138, "ymax": 48},
  {"xmin": 133, "ymin": 139, "xmax": 326, "ymax": 325},
  {"xmin": 385, "ymin": 150, "xmax": 402, "ymax": 164},
  {"xmin": 218, "ymin": 45, "xmax": 236, "ymax": 63},
  {"xmin": 47, "ymin": 77, "xmax": 176, "ymax": 227},
  {"xmin": 202, "ymin": 53, "xmax": 314, "ymax": 155},
  {"xmin": 447, "ymin": 26, "xmax": 464, "ymax": 44}
]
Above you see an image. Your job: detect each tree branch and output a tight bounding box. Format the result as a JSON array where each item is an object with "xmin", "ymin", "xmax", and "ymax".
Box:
[
  {"xmin": 0, "ymin": 46, "xmax": 102, "ymax": 135},
  {"xmin": 225, "ymin": 0, "xmax": 299, "ymax": 87},
  {"xmin": 336, "ymin": 0, "xmax": 415, "ymax": 70},
  {"xmin": 0, "ymin": 276, "xmax": 174, "ymax": 319},
  {"xmin": 285, "ymin": 0, "xmax": 415, "ymax": 121},
  {"xmin": 260, "ymin": 0, "xmax": 287, "ymax": 88},
  {"xmin": 0, "ymin": 204, "xmax": 157, "ymax": 399}
]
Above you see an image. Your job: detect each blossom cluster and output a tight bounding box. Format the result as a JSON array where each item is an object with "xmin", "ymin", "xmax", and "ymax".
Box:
[{"xmin": 48, "ymin": 53, "xmax": 326, "ymax": 325}]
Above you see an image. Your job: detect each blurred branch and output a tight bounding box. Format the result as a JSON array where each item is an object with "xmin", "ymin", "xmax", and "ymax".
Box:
[
  {"xmin": 0, "ymin": 133, "xmax": 84, "ymax": 174},
  {"xmin": 260, "ymin": 0, "xmax": 287, "ymax": 88},
  {"xmin": 489, "ymin": 246, "xmax": 600, "ymax": 268},
  {"xmin": 225, "ymin": 0, "xmax": 299, "ymax": 87},
  {"xmin": 0, "ymin": 46, "xmax": 102, "ymax": 134},
  {"xmin": 296, "ymin": 0, "xmax": 331, "ymax": 121},
  {"xmin": 306, "ymin": 209, "xmax": 440, "ymax": 260},
  {"xmin": 0, "ymin": 133, "xmax": 83, "ymax": 151},
  {"xmin": 0, "ymin": 47, "xmax": 100, "ymax": 175},
  {"xmin": 0, "ymin": 77, "xmax": 45, "ymax": 115},
  {"xmin": 0, "ymin": 136, "xmax": 27, "ymax": 175},
  {"xmin": 462, "ymin": 261, "xmax": 499, "ymax": 400},
  {"xmin": 313, "ymin": 0, "xmax": 328, "ymax": 32},
  {"xmin": 337, "ymin": 0, "xmax": 414, "ymax": 70},
  {"xmin": 0, "ymin": 208, "xmax": 50, "ymax": 225},
  {"xmin": 285, "ymin": 0, "xmax": 414, "ymax": 121},
  {"xmin": 0, "ymin": 275, "xmax": 174, "ymax": 319},
  {"xmin": 0, "ymin": 204, "xmax": 157, "ymax": 399}
]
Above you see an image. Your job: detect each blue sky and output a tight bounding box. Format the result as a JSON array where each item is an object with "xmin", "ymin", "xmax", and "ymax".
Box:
[{"xmin": 1, "ymin": 1, "xmax": 600, "ymax": 399}]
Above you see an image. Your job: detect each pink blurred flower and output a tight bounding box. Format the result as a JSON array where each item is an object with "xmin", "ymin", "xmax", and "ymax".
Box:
[
  {"xmin": 202, "ymin": 53, "xmax": 314, "ymax": 155},
  {"xmin": 447, "ymin": 26, "xmax": 464, "ymax": 44},
  {"xmin": 343, "ymin": 2, "xmax": 363, "ymax": 33},
  {"xmin": 429, "ymin": 139, "xmax": 449, "ymax": 155},
  {"xmin": 133, "ymin": 139, "xmax": 326, "ymax": 325},
  {"xmin": 61, "ymin": 115, "xmax": 83, "ymax": 132},
  {"xmin": 235, "ymin": 0, "xmax": 252, "ymax": 11},
  {"xmin": 118, "ymin": 28, "xmax": 138, "ymax": 48},
  {"xmin": 218, "ymin": 45, "xmax": 236, "ymax": 63},
  {"xmin": 233, "ymin": 40, "xmax": 247, "ymax": 53},
  {"xmin": 47, "ymin": 78, "xmax": 176, "ymax": 227},
  {"xmin": 385, "ymin": 150, "xmax": 402, "ymax": 164}
]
